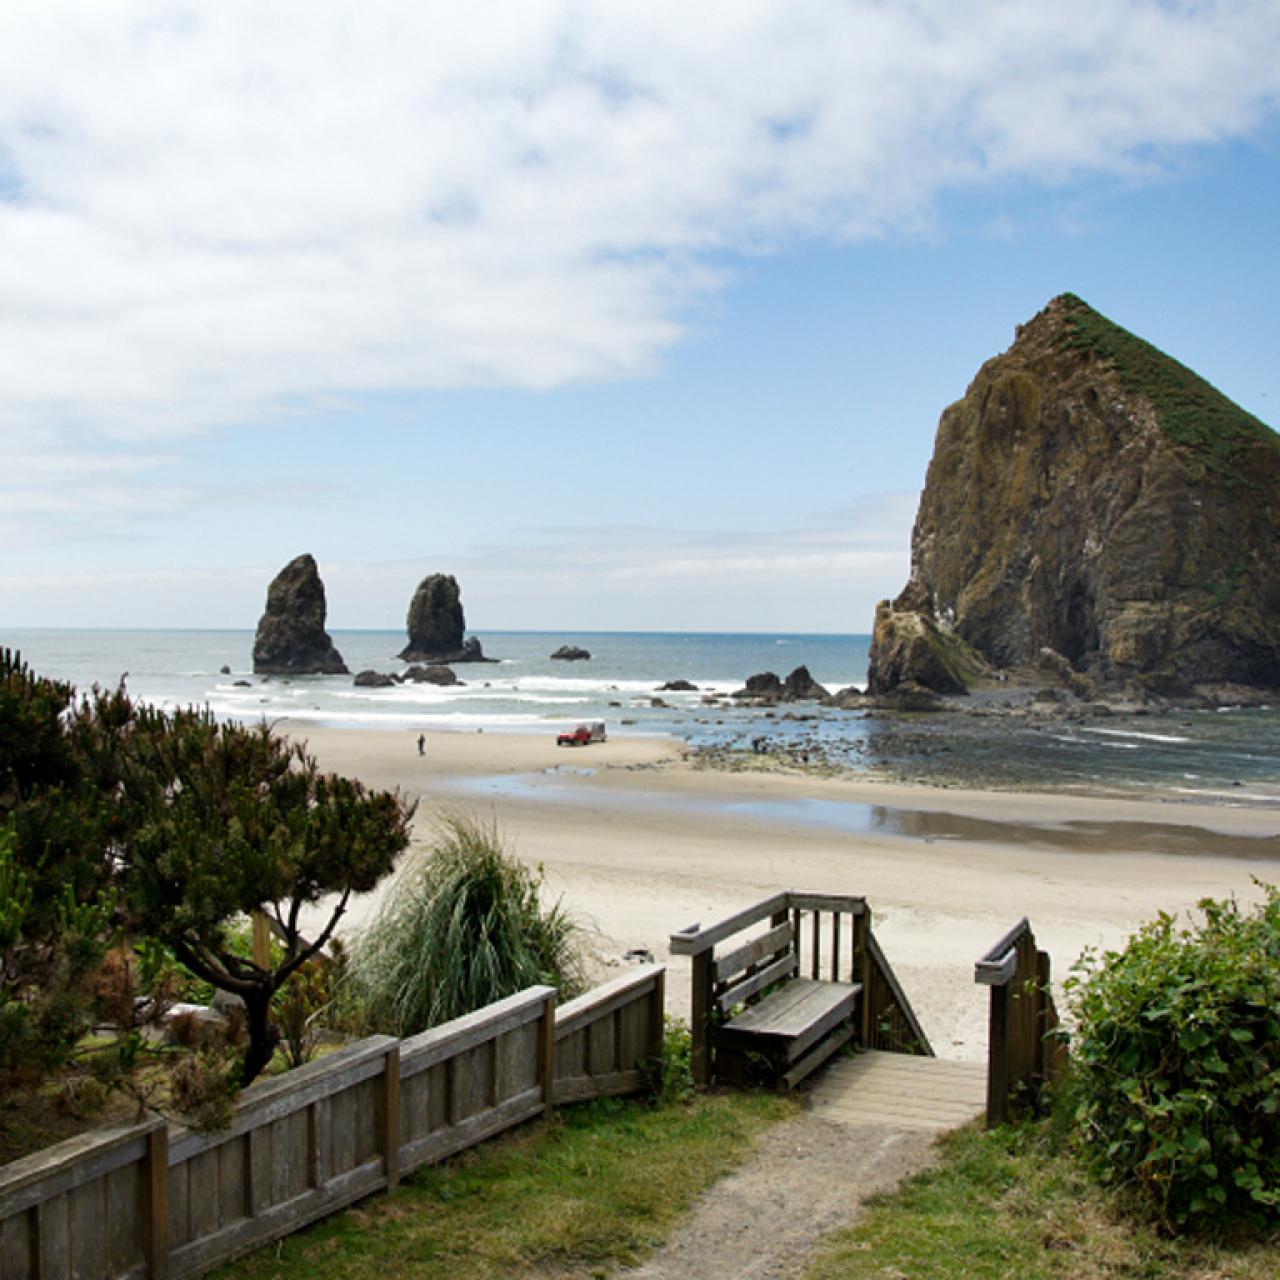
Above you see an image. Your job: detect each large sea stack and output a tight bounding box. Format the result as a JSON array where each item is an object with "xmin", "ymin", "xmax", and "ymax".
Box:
[
  {"xmin": 398, "ymin": 573, "xmax": 492, "ymax": 663},
  {"xmin": 253, "ymin": 554, "xmax": 348, "ymax": 675},
  {"xmin": 869, "ymin": 294, "xmax": 1280, "ymax": 700}
]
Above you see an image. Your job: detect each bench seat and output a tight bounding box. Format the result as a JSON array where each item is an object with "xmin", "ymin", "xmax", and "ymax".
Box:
[{"xmin": 716, "ymin": 978, "xmax": 861, "ymax": 1088}]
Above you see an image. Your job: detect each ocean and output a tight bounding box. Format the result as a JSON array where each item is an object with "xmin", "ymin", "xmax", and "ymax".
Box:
[{"xmin": 5, "ymin": 628, "xmax": 1280, "ymax": 806}]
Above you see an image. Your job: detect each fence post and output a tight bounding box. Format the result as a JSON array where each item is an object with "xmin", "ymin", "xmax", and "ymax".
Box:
[
  {"xmin": 145, "ymin": 1121, "xmax": 170, "ymax": 1280},
  {"xmin": 540, "ymin": 988, "xmax": 558, "ymax": 1114},
  {"xmin": 383, "ymin": 1043, "xmax": 401, "ymax": 1191},
  {"xmin": 649, "ymin": 967, "xmax": 666, "ymax": 1067}
]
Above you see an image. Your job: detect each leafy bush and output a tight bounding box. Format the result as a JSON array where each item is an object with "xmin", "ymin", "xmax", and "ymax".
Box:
[
  {"xmin": 349, "ymin": 812, "xmax": 586, "ymax": 1036},
  {"xmin": 1064, "ymin": 885, "xmax": 1280, "ymax": 1232}
]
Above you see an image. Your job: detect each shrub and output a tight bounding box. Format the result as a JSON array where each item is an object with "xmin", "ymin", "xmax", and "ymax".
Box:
[
  {"xmin": 1064, "ymin": 884, "xmax": 1280, "ymax": 1232},
  {"xmin": 348, "ymin": 812, "xmax": 586, "ymax": 1036}
]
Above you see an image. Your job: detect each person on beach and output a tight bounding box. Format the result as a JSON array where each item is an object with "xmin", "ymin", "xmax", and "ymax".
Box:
[{"xmin": 417, "ymin": 734, "xmax": 425, "ymax": 757}]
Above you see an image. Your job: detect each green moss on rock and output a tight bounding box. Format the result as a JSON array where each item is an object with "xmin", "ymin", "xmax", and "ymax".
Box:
[{"xmin": 1056, "ymin": 293, "xmax": 1279, "ymax": 480}]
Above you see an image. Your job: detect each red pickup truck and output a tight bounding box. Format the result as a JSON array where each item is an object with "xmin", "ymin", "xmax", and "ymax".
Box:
[{"xmin": 556, "ymin": 721, "xmax": 606, "ymax": 747}]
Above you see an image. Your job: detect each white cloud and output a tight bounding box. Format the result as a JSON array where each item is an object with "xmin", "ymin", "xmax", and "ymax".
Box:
[{"xmin": 0, "ymin": 0, "xmax": 1276, "ymax": 453}]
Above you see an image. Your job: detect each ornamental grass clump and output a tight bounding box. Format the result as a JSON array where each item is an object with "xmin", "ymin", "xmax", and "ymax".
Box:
[
  {"xmin": 349, "ymin": 812, "xmax": 586, "ymax": 1037},
  {"xmin": 1064, "ymin": 884, "xmax": 1280, "ymax": 1233}
]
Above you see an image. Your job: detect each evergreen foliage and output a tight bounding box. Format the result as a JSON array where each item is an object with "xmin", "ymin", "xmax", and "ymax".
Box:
[
  {"xmin": 349, "ymin": 812, "xmax": 586, "ymax": 1036},
  {"xmin": 1064, "ymin": 885, "xmax": 1280, "ymax": 1232}
]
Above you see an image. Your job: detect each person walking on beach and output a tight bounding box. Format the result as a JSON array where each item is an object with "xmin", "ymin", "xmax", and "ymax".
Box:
[{"xmin": 417, "ymin": 733, "xmax": 425, "ymax": 757}]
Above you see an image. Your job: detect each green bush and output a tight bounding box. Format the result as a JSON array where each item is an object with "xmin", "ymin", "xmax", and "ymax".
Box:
[
  {"xmin": 349, "ymin": 812, "xmax": 586, "ymax": 1036},
  {"xmin": 1064, "ymin": 884, "xmax": 1280, "ymax": 1232}
]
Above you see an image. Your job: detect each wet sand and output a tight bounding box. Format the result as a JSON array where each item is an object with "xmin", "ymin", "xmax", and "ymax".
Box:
[{"xmin": 289, "ymin": 725, "xmax": 1280, "ymax": 1062}]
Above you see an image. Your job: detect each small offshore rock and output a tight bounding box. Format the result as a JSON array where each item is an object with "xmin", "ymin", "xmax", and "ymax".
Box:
[
  {"xmin": 353, "ymin": 670, "xmax": 396, "ymax": 688},
  {"xmin": 732, "ymin": 671, "xmax": 783, "ymax": 700},
  {"xmin": 403, "ymin": 664, "xmax": 460, "ymax": 686},
  {"xmin": 220, "ymin": 664, "xmax": 231, "ymax": 675},
  {"xmin": 658, "ymin": 679, "xmax": 698, "ymax": 692},
  {"xmin": 824, "ymin": 685, "xmax": 866, "ymax": 709},
  {"xmin": 550, "ymin": 645, "xmax": 591, "ymax": 661},
  {"xmin": 781, "ymin": 665, "xmax": 829, "ymax": 702}
]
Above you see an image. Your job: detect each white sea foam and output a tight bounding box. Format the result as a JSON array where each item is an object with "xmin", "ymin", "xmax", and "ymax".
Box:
[{"xmin": 1081, "ymin": 727, "xmax": 1193, "ymax": 745}]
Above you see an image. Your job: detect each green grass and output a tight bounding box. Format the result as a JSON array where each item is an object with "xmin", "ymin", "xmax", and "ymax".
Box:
[
  {"xmin": 213, "ymin": 1091, "xmax": 795, "ymax": 1280},
  {"xmin": 1055, "ymin": 293, "xmax": 1280, "ymax": 481},
  {"xmin": 803, "ymin": 1119, "xmax": 1279, "ymax": 1280}
]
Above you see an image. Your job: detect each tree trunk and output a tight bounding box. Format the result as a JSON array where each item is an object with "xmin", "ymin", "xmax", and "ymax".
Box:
[{"xmin": 239, "ymin": 984, "xmax": 280, "ymax": 1087}]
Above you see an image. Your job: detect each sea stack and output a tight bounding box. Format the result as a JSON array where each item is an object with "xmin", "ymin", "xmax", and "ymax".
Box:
[
  {"xmin": 868, "ymin": 294, "xmax": 1280, "ymax": 701},
  {"xmin": 253, "ymin": 554, "xmax": 348, "ymax": 675},
  {"xmin": 398, "ymin": 573, "xmax": 492, "ymax": 663}
]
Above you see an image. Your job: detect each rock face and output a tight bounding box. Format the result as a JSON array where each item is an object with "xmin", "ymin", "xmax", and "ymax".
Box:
[
  {"xmin": 403, "ymin": 665, "xmax": 461, "ymax": 686},
  {"xmin": 399, "ymin": 574, "xmax": 492, "ymax": 663},
  {"xmin": 253, "ymin": 555, "xmax": 348, "ymax": 675},
  {"xmin": 869, "ymin": 294, "xmax": 1280, "ymax": 697},
  {"xmin": 550, "ymin": 645, "xmax": 591, "ymax": 661}
]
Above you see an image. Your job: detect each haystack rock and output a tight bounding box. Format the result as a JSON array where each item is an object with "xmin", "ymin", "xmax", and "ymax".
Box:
[
  {"xmin": 252, "ymin": 555, "xmax": 348, "ymax": 675},
  {"xmin": 398, "ymin": 573, "xmax": 494, "ymax": 663},
  {"xmin": 868, "ymin": 294, "xmax": 1280, "ymax": 700}
]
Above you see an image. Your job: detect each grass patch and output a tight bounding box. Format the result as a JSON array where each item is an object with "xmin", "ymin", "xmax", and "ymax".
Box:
[
  {"xmin": 348, "ymin": 811, "xmax": 587, "ymax": 1037},
  {"xmin": 1056, "ymin": 293, "xmax": 1280, "ymax": 481},
  {"xmin": 213, "ymin": 1091, "xmax": 795, "ymax": 1280},
  {"xmin": 803, "ymin": 1119, "xmax": 1279, "ymax": 1280}
]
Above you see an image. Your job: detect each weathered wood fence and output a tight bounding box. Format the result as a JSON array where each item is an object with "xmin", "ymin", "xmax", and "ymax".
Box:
[
  {"xmin": 0, "ymin": 965, "xmax": 664, "ymax": 1280},
  {"xmin": 975, "ymin": 919, "xmax": 1065, "ymax": 1126}
]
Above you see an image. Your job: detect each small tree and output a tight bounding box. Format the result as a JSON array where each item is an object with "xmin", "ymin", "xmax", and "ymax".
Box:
[
  {"xmin": 0, "ymin": 651, "xmax": 119, "ymax": 1082},
  {"xmin": 111, "ymin": 702, "xmax": 415, "ymax": 1085}
]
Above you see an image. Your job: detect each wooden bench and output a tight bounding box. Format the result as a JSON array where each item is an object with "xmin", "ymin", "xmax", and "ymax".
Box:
[{"xmin": 670, "ymin": 891, "xmax": 933, "ymax": 1089}]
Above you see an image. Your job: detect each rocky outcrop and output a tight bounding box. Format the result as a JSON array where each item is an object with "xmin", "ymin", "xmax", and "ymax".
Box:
[
  {"xmin": 869, "ymin": 294, "xmax": 1280, "ymax": 697},
  {"xmin": 732, "ymin": 667, "xmax": 829, "ymax": 702},
  {"xmin": 399, "ymin": 574, "xmax": 493, "ymax": 663},
  {"xmin": 353, "ymin": 670, "xmax": 396, "ymax": 688},
  {"xmin": 732, "ymin": 671, "xmax": 784, "ymax": 700},
  {"xmin": 253, "ymin": 555, "xmax": 348, "ymax": 675},
  {"xmin": 403, "ymin": 665, "xmax": 461, "ymax": 686},
  {"xmin": 658, "ymin": 679, "xmax": 698, "ymax": 692},
  {"xmin": 781, "ymin": 666, "xmax": 829, "ymax": 702},
  {"xmin": 550, "ymin": 645, "xmax": 591, "ymax": 661},
  {"xmin": 868, "ymin": 603, "xmax": 985, "ymax": 696}
]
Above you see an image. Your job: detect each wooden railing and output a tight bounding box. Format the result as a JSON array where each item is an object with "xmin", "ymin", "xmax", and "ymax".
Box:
[
  {"xmin": 975, "ymin": 919, "xmax": 1064, "ymax": 1126},
  {"xmin": 0, "ymin": 966, "xmax": 664, "ymax": 1280},
  {"xmin": 670, "ymin": 890, "xmax": 932, "ymax": 1087}
]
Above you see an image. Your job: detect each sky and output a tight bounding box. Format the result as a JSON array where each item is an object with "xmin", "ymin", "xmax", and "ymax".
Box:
[{"xmin": 2, "ymin": 1, "xmax": 1279, "ymax": 635}]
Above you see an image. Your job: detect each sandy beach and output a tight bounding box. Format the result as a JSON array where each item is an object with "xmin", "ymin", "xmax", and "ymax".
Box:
[{"xmin": 290, "ymin": 725, "xmax": 1280, "ymax": 1063}]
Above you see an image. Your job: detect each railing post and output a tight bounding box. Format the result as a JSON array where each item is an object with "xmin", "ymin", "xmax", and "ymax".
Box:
[
  {"xmin": 986, "ymin": 982, "xmax": 1011, "ymax": 1129},
  {"xmin": 145, "ymin": 1121, "xmax": 170, "ymax": 1280},
  {"xmin": 541, "ymin": 988, "xmax": 559, "ymax": 1113},
  {"xmin": 1033, "ymin": 949, "xmax": 1052, "ymax": 1097},
  {"xmin": 857, "ymin": 907, "xmax": 873, "ymax": 1047},
  {"xmin": 690, "ymin": 950, "xmax": 714, "ymax": 1088}
]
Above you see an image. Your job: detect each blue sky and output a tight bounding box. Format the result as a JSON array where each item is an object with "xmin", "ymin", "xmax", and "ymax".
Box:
[{"xmin": 2, "ymin": 3, "xmax": 1279, "ymax": 634}]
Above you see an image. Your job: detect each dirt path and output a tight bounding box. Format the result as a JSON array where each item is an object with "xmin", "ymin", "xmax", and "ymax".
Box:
[
  {"xmin": 613, "ymin": 1052, "xmax": 987, "ymax": 1280},
  {"xmin": 617, "ymin": 1112, "xmax": 939, "ymax": 1280}
]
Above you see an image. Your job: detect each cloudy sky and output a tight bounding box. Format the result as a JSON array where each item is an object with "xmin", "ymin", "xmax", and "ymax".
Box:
[{"xmin": 2, "ymin": 1, "xmax": 1279, "ymax": 634}]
